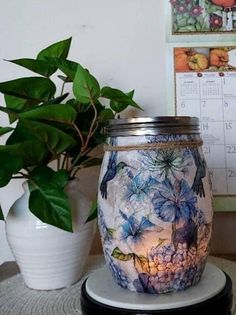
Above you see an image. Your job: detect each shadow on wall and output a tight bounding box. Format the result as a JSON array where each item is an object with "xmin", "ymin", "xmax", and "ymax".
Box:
[{"xmin": 211, "ymin": 212, "xmax": 236, "ymax": 255}]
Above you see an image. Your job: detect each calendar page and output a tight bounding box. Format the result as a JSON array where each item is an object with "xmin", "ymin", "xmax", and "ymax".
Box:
[{"xmin": 175, "ymin": 46, "xmax": 236, "ymax": 196}]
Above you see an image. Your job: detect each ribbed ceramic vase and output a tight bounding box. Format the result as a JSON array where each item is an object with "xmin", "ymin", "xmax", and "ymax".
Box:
[
  {"xmin": 6, "ymin": 179, "xmax": 96, "ymax": 290},
  {"xmin": 98, "ymin": 116, "xmax": 213, "ymax": 294}
]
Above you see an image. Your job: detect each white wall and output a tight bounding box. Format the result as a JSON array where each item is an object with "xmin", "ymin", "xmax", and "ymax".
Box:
[{"xmin": 0, "ymin": 0, "xmax": 167, "ymax": 263}]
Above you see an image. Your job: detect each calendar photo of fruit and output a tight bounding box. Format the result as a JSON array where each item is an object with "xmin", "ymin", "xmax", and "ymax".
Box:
[
  {"xmin": 174, "ymin": 46, "xmax": 236, "ymax": 71},
  {"xmin": 170, "ymin": 0, "xmax": 236, "ymax": 33}
]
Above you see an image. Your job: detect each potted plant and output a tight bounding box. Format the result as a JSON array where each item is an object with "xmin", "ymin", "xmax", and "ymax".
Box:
[{"xmin": 0, "ymin": 37, "xmax": 141, "ymax": 290}]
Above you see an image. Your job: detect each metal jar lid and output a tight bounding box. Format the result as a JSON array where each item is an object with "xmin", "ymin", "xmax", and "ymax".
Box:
[{"xmin": 105, "ymin": 116, "xmax": 200, "ymax": 136}]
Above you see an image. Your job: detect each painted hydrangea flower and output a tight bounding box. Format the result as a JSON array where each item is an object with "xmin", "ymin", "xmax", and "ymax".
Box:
[
  {"xmin": 133, "ymin": 260, "xmax": 206, "ymax": 294},
  {"xmin": 141, "ymin": 149, "xmax": 192, "ymax": 182},
  {"xmin": 152, "ymin": 179, "xmax": 197, "ymax": 223},
  {"xmin": 196, "ymin": 209, "xmax": 206, "ymax": 227}
]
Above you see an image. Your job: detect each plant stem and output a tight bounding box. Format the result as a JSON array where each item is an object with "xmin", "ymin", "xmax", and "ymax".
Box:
[
  {"xmin": 72, "ymin": 122, "xmax": 85, "ymax": 147},
  {"xmin": 69, "ymin": 98, "xmax": 98, "ymax": 173},
  {"xmin": 68, "ymin": 145, "xmax": 93, "ymax": 175},
  {"xmin": 12, "ymin": 176, "xmax": 25, "ymax": 179},
  {"xmin": 18, "ymin": 171, "xmax": 28, "ymax": 178},
  {"xmin": 57, "ymin": 155, "xmax": 61, "ymax": 170},
  {"xmin": 66, "ymin": 155, "xmax": 70, "ymax": 171},
  {"xmin": 70, "ymin": 155, "xmax": 101, "ymax": 178},
  {"xmin": 61, "ymin": 153, "xmax": 68, "ymax": 170},
  {"xmin": 60, "ymin": 81, "xmax": 66, "ymax": 96},
  {"xmin": 84, "ymin": 98, "xmax": 98, "ymax": 149},
  {"xmin": 70, "ymin": 167, "xmax": 80, "ymax": 178}
]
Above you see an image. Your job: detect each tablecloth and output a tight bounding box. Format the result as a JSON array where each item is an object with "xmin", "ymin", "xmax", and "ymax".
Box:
[{"xmin": 0, "ymin": 256, "xmax": 235, "ymax": 314}]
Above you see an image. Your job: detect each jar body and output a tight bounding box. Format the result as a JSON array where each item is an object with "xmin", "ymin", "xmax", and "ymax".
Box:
[{"xmin": 98, "ymin": 134, "xmax": 213, "ymax": 294}]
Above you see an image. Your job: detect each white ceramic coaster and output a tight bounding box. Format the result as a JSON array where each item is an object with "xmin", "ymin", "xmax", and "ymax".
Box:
[{"xmin": 86, "ymin": 263, "xmax": 226, "ymax": 311}]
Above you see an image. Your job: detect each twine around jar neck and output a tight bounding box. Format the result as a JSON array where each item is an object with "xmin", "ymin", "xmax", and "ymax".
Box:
[{"xmin": 104, "ymin": 139, "xmax": 203, "ymax": 152}]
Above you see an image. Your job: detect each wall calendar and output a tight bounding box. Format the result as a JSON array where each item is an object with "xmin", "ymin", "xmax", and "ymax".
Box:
[{"xmin": 174, "ymin": 46, "xmax": 236, "ymax": 197}]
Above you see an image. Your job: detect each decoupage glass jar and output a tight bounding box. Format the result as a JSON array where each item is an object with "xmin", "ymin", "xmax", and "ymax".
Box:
[{"xmin": 97, "ymin": 117, "xmax": 213, "ymax": 294}]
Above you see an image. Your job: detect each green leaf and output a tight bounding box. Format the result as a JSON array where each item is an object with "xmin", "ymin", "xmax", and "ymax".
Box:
[
  {"xmin": 37, "ymin": 37, "xmax": 72, "ymax": 61},
  {"xmin": 110, "ymin": 90, "xmax": 135, "ymax": 113},
  {"xmin": 178, "ymin": 25, "xmax": 196, "ymax": 32},
  {"xmin": 29, "ymin": 166, "xmax": 72, "ymax": 232},
  {"xmin": 0, "ymin": 105, "xmax": 20, "ymax": 122},
  {"xmin": 29, "ymin": 166, "xmax": 68, "ymax": 189},
  {"xmin": 5, "ymin": 95, "xmax": 28, "ymax": 112},
  {"xmin": 0, "ymin": 77, "xmax": 56, "ymax": 102},
  {"xmin": 111, "ymin": 247, "xmax": 133, "ymax": 261},
  {"xmin": 0, "ymin": 127, "xmax": 13, "ymax": 136},
  {"xmin": 177, "ymin": 17, "xmax": 188, "ymax": 27},
  {"xmin": 126, "ymin": 90, "xmax": 135, "ymax": 98},
  {"xmin": 6, "ymin": 121, "xmax": 37, "ymax": 145},
  {"xmin": 93, "ymin": 130, "xmax": 106, "ymax": 145},
  {"xmin": 206, "ymin": 5, "xmax": 222, "ymax": 14},
  {"xmin": 0, "ymin": 205, "xmax": 4, "ymax": 220},
  {"xmin": 43, "ymin": 93, "xmax": 69, "ymax": 105},
  {"xmin": 196, "ymin": 22, "xmax": 202, "ymax": 32},
  {"xmin": 7, "ymin": 58, "xmax": 56, "ymax": 77},
  {"xmin": 19, "ymin": 104, "xmax": 76, "ymax": 124},
  {"xmin": 107, "ymin": 228, "xmax": 116, "ymax": 238},
  {"xmin": 73, "ymin": 64, "xmax": 100, "ymax": 103},
  {"xmin": 99, "ymin": 108, "xmax": 114, "ymax": 122},
  {"xmin": 4, "ymin": 95, "xmax": 39, "ymax": 123},
  {"xmin": 110, "ymin": 101, "xmax": 127, "ymax": 113},
  {"xmin": 66, "ymin": 99, "xmax": 89, "ymax": 112},
  {"xmin": 187, "ymin": 17, "xmax": 196, "ymax": 25},
  {"xmin": 0, "ymin": 151, "xmax": 23, "ymax": 187},
  {"xmin": 52, "ymin": 170, "xmax": 68, "ymax": 188},
  {"xmin": 101, "ymin": 87, "xmax": 141, "ymax": 109},
  {"xmin": 20, "ymin": 119, "xmax": 77, "ymax": 155},
  {"xmin": 86, "ymin": 200, "xmax": 97, "ymax": 222},
  {"xmin": 0, "ymin": 141, "xmax": 48, "ymax": 166},
  {"xmin": 46, "ymin": 58, "xmax": 78, "ymax": 81},
  {"xmin": 134, "ymin": 254, "xmax": 149, "ymax": 273}
]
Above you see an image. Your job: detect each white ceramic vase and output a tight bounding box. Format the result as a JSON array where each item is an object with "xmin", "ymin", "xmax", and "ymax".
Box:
[{"xmin": 5, "ymin": 179, "xmax": 96, "ymax": 290}]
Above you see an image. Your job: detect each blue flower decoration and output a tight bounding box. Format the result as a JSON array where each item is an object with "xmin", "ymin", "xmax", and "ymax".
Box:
[
  {"xmin": 125, "ymin": 173, "xmax": 158, "ymax": 202},
  {"xmin": 120, "ymin": 210, "xmax": 155, "ymax": 243},
  {"xmin": 103, "ymin": 247, "xmax": 130, "ymax": 289},
  {"xmin": 152, "ymin": 179, "xmax": 197, "ymax": 223},
  {"xmin": 133, "ymin": 260, "xmax": 206, "ymax": 294},
  {"xmin": 133, "ymin": 273, "xmax": 158, "ymax": 294},
  {"xmin": 140, "ymin": 148, "xmax": 192, "ymax": 180}
]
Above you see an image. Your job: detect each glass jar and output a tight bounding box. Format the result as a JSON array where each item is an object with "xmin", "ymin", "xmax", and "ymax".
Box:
[{"xmin": 98, "ymin": 116, "xmax": 213, "ymax": 294}]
